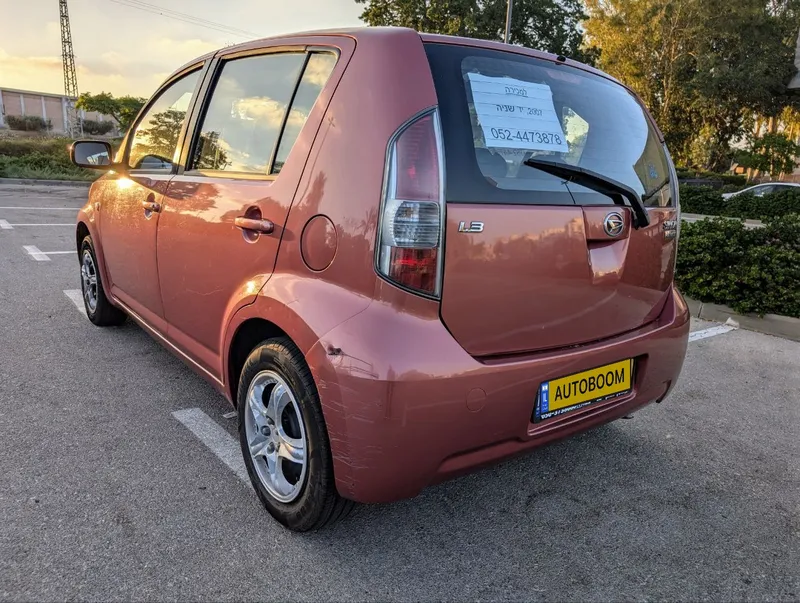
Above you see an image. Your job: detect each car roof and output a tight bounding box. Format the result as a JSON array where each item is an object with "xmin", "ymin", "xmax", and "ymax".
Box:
[
  {"xmin": 168, "ymin": 26, "xmax": 618, "ymax": 85},
  {"xmin": 163, "ymin": 26, "xmax": 659, "ymax": 138}
]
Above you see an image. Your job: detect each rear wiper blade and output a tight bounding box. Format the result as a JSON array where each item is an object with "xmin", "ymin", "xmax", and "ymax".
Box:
[
  {"xmin": 523, "ymin": 157, "xmax": 650, "ymax": 228},
  {"xmin": 641, "ymin": 175, "xmax": 670, "ymax": 205}
]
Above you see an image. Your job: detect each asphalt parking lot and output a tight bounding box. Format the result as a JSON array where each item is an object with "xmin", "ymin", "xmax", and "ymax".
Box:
[{"xmin": 0, "ymin": 182, "xmax": 798, "ymax": 602}]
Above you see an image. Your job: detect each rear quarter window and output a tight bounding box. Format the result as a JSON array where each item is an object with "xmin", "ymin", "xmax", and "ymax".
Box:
[{"xmin": 426, "ymin": 43, "xmax": 674, "ymax": 208}]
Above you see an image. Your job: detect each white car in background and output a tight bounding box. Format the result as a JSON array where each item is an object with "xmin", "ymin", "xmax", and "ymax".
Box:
[{"xmin": 721, "ymin": 182, "xmax": 800, "ymax": 199}]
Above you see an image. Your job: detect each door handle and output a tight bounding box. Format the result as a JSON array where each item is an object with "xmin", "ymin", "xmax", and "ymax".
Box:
[
  {"xmin": 235, "ymin": 217, "xmax": 274, "ymax": 234},
  {"xmin": 142, "ymin": 199, "xmax": 161, "ymax": 213}
]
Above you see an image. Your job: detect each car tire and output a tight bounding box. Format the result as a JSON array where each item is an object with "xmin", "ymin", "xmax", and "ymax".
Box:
[
  {"xmin": 237, "ymin": 337, "xmax": 354, "ymax": 532},
  {"xmin": 79, "ymin": 235, "xmax": 126, "ymax": 327}
]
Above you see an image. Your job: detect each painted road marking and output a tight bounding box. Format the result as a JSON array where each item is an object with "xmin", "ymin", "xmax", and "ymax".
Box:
[
  {"xmin": 1, "ymin": 220, "xmax": 73, "ymax": 229},
  {"xmin": 172, "ymin": 408, "xmax": 248, "ymax": 484},
  {"xmin": 23, "ymin": 246, "xmax": 73, "ymax": 261},
  {"xmin": 689, "ymin": 325, "xmax": 735, "ymax": 342},
  {"xmin": 63, "ymin": 289, "xmax": 87, "ymax": 317},
  {"xmin": 173, "ymin": 323, "xmax": 737, "ymax": 488}
]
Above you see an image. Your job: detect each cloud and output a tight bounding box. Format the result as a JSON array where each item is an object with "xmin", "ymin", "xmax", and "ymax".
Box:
[{"xmin": 0, "ymin": 34, "xmax": 217, "ymax": 98}]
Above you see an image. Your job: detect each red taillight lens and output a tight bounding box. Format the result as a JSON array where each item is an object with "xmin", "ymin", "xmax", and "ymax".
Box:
[
  {"xmin": 388, "ymin": 248, "xmax": 439, "ymax": 293},
  {"xmin": 395, "ymin": 114, "xmax": 439, "ymax": 202},
  {"xmin": 377, "ymin": 111, "xmax": 444, "ymax": 297}
]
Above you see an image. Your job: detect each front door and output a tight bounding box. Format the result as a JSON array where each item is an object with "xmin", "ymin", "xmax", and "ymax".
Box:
[
  {"xmin": 99, "ymin": 68, "xmax": 203, "ymax": 331},
  {"xmin": 156, "ymin": 46, "xmax": 342, "ymax": 375}
]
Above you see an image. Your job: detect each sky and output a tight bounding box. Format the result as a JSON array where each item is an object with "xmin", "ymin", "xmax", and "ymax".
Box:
[{"xmin": 0, "ymin": 0, "xmax": 362, "ymax": 98}]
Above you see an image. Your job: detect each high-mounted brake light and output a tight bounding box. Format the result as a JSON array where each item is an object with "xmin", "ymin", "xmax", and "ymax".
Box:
[{"xmin": 376, "ymin": 111, "xmax": 445, "ymax": 297}]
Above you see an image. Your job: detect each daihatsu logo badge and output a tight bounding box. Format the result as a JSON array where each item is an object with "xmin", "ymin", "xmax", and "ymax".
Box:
[{"xmin": 603, "ymin": 212, "xmax": 625, "ymax": 237}]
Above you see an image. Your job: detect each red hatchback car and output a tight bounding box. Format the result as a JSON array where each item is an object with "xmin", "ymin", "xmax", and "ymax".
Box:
[{"xmin": 71, "ymin": 27, "xmax": 689, "ymax": 531}]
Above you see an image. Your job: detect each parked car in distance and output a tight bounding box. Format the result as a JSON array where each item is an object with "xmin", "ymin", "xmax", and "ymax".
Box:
[
  {"xmin": 721, "ymin": 182, "xmax": 800, "ymax": 199},
  {"xmin": 70, "ymin": 27, "xmax": 690, "ymax": 531}
]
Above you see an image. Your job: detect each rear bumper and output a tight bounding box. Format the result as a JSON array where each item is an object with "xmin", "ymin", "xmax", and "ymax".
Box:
[{"xmin": 307, "ymin": 286, "xmax": 690, "ymax": 504}]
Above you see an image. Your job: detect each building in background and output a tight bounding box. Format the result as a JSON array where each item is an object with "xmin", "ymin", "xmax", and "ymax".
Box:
[{"xmin": 0, "ymin": 87, "xmax": 116, "ymax": 134}]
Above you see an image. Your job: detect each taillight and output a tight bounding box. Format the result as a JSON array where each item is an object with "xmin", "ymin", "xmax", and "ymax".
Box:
[
  {"xmin": 665, "ymin": 147, "xmax": 681, "ymax": 243},
  {"xmin": 376, "ymin": 111, "xmax": 445, "ymax": 297}
]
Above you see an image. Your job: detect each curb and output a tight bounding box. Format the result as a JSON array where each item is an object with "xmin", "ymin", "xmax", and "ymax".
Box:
[
  {"xmin": 685, "ymin": 296, "xmax": 800, "ymax": 342},
  {"xmin": 0, "ymin": 178, "xmax": 92, "ymax": 188}
]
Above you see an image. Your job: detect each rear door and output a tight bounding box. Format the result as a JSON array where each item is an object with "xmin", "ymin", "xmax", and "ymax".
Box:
[
  {"xmin": 155, "ymin": 42, "xmax": 347, "ymax": 375},
  {"xmin": 426, "ymin": 43, "xmax": 678, "ymax": 357}
]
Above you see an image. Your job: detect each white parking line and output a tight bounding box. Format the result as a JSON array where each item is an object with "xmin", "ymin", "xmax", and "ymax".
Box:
[
  {"xmin": 63, "ymin": 289, "xmax": 87, "ymax": 317},
  {"xmin": 1, "ymin": 220, "xmax": 73, "ymax": 229},
  {"xmin": 689, "ymin": 325, "xmax": 735, "ymax": 342},
  {"xmin": 172, "ymin": 408, "xmax": 249, "ymax": 484},
  {"xmin": 23, "ymin": 246, "xmax": 73, "ymax": 261},
  {"xmin": 170, "ymin": 323, "xmax": 736, "ymax": 488}
]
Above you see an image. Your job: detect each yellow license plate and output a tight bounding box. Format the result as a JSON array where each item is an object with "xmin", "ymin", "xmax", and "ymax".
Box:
[{"xmin": 535, "ymin": 359, "xmax": 633, "ymax": 422}]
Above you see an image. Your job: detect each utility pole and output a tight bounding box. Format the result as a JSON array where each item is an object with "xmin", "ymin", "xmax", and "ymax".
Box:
[
  {"xmin": 504, "ymin": 0, "xmax": 513, "ymax": 44},
  {"xmin": 59, "ymin": 0, "xmax": 80, "ymax": 136}
]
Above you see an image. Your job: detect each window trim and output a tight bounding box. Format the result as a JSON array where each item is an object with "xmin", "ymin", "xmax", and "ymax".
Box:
[
  {"xmin": 121, "ymin": 62, "xmax": 207, "ymax": 175},
  {"xmin": 180, "ymin": 46, "xmax": 309, "ymax": 181},
  {"xmin": 269, "ymin": 49, "xmax": 339, "ymax": 176}
]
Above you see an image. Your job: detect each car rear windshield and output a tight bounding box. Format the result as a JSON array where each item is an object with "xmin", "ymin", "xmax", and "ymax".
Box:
[{"xmin": 425, "ymin": 43, "xmax": 674, "ymax": 208}]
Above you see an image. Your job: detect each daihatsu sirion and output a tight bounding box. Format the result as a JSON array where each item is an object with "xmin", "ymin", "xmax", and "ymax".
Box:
[{"xmin": 70, "ymin": 28, "xmax": 690, "ymax": 531}]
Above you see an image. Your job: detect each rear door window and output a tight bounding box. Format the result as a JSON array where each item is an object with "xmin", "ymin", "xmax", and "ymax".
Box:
[
  {"xmin": 425, "ymin": 43, "xmax": 674, "ymax": 208},
  {"xmin": 271, "ymin": 52, "xmax": 337, "ymax": 174},
  {"xmin": 188, "ymin": 50, "xmax": 338, "ymax": 177},
  {"xmin": 190, "ymin": 53, "xmax": 307, "ymax": 174}
]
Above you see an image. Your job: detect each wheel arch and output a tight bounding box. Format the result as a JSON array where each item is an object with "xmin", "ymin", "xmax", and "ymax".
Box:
[
  {"xmin": 76, "ymin": 213, "xmax": 114, "ymax": 302},
  {"xmin": 76, "ymin": 221, "xmax": 90, "ymax": 254},
  {"xmin": 226, "ymin": 317, "xmax": 289, "ymax": 404}
]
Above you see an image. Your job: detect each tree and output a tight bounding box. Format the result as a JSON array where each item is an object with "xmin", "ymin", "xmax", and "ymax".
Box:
[
  {"xmin": 584, "ymin": 0, "xmax": 800, "ymax": 170},
  {"xmin": 138, "ymin": 109, "xmax": 186, "ymax": 161},
  {"xmin": 736, "ymin": 133, "xmax": 800, "ymax": 175},
  {"xmin": 75, "ymin": 92, "xmax": 146, "ymax": 133},
  {"xmin": 355, "ymin": 0, "xmax": 597, "ymax": 63}
]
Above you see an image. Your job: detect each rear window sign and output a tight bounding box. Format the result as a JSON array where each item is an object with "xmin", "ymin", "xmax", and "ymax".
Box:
[{"xmin": 466, "ymin": 73, "xmax": 568, "ymax": 153}]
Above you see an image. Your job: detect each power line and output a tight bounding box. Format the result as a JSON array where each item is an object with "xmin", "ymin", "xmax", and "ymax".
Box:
[
  {"xmin": 114, "ymin": 0, "xmax": 259, "ymax": 37},
  {"xmin": 106, "ymin": 0, "xmax": 260, "ymax": 39},
  {"xmin": 107, "ymin": 0, "xmax": 257, "ymax": 37}
]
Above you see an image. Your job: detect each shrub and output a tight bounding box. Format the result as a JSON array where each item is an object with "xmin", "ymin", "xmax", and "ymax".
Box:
[
  {"xmin": 82, "ymin": 119, "xmax": 114, "ymax": 135},
  {"xmin": 675, "ymin": 168, "xmax": 747, "ymax": 187},
  {"xmin": 0, "ymin": 137, "xmax": 104, "ymax": 181},
  {"xmin": 679, "ymin": 185, "xmax": 721, "ymax": 214},
  {"xmin": 0, "ymin": 137, "xmax": 73, "ymax": 158},
  {"xmin": 5, "ymin": 115, "xmax": 52, "ymax": 132},
  {"xmin": 679, "ymin": 185, "xmax": 800, "ymax": 220},
  {"xmin": 719, "ymin": 183, "xmax": 747, "ymax": 194},
  {"xmin": 0, "ymin": 152, "xmax": 97, "ymax": 181},
  {"xmin": 676, "ymin": 214, "xmax": 800, "ymax": 317}
]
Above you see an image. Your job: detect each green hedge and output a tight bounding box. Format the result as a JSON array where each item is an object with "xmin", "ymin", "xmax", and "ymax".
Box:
[
  {"xmin": 676, "ymin": 168, "xmax": 748, "ymax": 186},
  {"xmin": 82, "ymin": 119, "xmax": 114, "ymax": 135},
  {"xmin": 676, "ymin": 215, "xmax": 800, "ymax": 317},
  {"xmin": 0, "ymin": 137, "xmax": 121, "ymax": 181},
  {"xmin": 680, "ymin": 185, "xmax": 800, "ymax": 220},
  {"xmin": 6, "ymin": 115, "xmax": 51, "ymax": 132},
  {"xmin": 0, "ymin": 151, "xmax": 96, "ymax": 181}
]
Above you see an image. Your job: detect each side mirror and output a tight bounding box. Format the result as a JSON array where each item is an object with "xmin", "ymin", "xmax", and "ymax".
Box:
[{"xmin": 70, "ymin": 140, "xmax": 113, "ymax": 169}]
